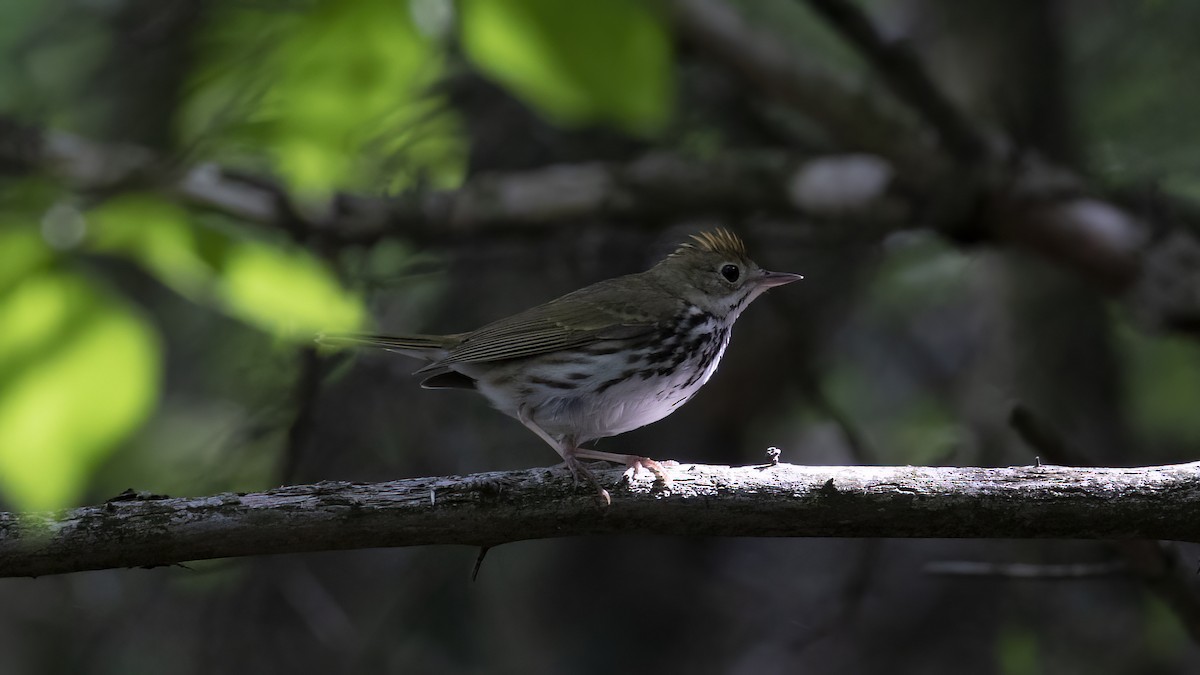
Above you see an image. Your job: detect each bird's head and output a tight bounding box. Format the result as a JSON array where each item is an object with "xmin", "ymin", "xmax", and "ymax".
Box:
[{"xmin": 653, "ymin": 229, "xmax": 803, "ymax": 320}]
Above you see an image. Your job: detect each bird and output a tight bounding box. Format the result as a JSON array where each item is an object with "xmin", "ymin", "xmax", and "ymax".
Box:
[{"xmin": 320, "ymin": 229, "xmax": 802, "ymax": 503}]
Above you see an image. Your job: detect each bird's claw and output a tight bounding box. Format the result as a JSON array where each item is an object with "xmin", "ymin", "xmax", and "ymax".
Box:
[
  {"xmin": 621, "ymin": 457, "xmax": 678, "ymax": 487},
  {"xmin": 561, "ymin": 453, "xmax": 675, "ymax": 504},
  {"xmin": 562, "ymin": 457, "xmax": 612, "ymax": 507}
]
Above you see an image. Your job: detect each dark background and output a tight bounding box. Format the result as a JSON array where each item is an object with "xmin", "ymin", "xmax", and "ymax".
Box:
[{"xmin": 2, "ymin": 0, "xmax": 1200, "ymax": 672}]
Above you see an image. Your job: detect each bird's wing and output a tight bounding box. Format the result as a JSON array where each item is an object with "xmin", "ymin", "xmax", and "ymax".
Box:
[
  {"xmin": 422, "ymin": 276, "xmax": 672, "ymax": 371},
  {"xmin": 318, "ymin": 333, "xmax": 460, "ymax": 351}
]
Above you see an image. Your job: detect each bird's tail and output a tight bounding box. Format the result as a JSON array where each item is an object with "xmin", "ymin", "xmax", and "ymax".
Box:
[{"xmin": 316, "ymin": 332, "xmax": 462, "ymax": 362}]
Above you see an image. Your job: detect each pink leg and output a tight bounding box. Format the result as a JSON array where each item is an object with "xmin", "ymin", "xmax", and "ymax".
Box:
[
  {"xmin": 517, "ymin": 406, "xmax": 611, "ymax": 506},
  {"xmin": 572, "ymin": 448, "xmax": 676, "ymax": 486}
]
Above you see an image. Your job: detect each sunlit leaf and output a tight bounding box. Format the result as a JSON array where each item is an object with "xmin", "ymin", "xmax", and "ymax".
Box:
[
  {"xmin": 219, "ymin": 240, "xmax": 364, "ymax": 338},
  {"xmin": 88, "ymin": 194, "xmax": 364, "ymax": 339},
  {"xmin": 460, "ymin": 0, "xmax": 673, "ymax": 133},
  {"xmin": 0, "ymin": 272, "xmax": 161, "ymax": 510},
  {"xmin": 88, "ymin": 194, "xmax": 217, "ymax": 300},
  {"xmin": 182, "ymin": 0, "xmax": 464, "ymax": 194}
]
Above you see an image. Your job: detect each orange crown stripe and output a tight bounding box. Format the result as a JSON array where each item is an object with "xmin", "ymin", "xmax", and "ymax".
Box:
[{"xmin": 674, "ymin": 228, "xmax": 747, "ymax": 258}]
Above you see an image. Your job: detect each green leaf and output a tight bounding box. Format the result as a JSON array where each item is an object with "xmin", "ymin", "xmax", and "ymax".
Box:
[
  {"xmin": 0, "ymin": 271, "xmax": 161, "ymax": 510},
  {"xmin": 218, "ymin": 239, "xmax": 364, "ymax": 338},
  {"xmin": 460, "ymin": 0, "xmax": 673, "ymax": 134},
  {"xmin": 88, "ymin": 194, "xmax": 365, "ymax": 339},
  {"xmin": 182, "ymin": 0, "xmax": 464, "ymax": 194},
  {"xmin": 87, "ymin": 194, "xmax": 219, "ymax": 300}
]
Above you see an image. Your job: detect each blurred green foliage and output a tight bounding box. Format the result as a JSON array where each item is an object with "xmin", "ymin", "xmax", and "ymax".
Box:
[
  {"xmin": 1144, "ymin": 595, "xmax": 1189, "ymax": 659},
  {"xmin": 89, "ymin": 195, "xmax": 364, "ymax": 339},
  {"xmin": 873, "ymin": 234, "xmax": 976, "ymax": 317},
  {"xmin": 824, "ymin": 353, "xmax": 962, "ymax": 464},
  {"xmin": 0, "ymin": 0, "xmax": 684, "ymax": 510},
  {"xmin": 825, "ymin": 234, "xmax": 974, "ymax": 464},
  {"xmin": 0, "ymin": 191, "xmax": 362, "ymax": 509},
  {"xmin": 182, "ymin": 0, "xmax": 464, "ymax": 194},
  {"xmin": 0, "ymin": 253, "xmax": 160, "ymax": 510},
  {"xmin": 1076, "ymin": 2, "xmax": 1200, "ymax": 199},
  {"xmin": 1119, "ymin": 323, "xmax": 1200, "ymax": 449},
  {"xmin": 460, "ymin": 0, "xmax": 673, "ymax": 134},
  {"xmin": 997, "ymin": 625, "xmax": 1041, "ymax": 675}
]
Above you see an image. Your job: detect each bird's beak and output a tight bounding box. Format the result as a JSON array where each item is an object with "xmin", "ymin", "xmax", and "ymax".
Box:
[{"xmin": 756, "ymin": 270, "xmax": 804, "ymax": 288}]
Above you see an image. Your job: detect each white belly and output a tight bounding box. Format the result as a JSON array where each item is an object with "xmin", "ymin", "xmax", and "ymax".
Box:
[
  {"xmin": 468, "ymin": 316, "xmax": 731, "ymax": 443},
  {"xmin": 561, "ymin": 346, "xmax": 727, "ymax": 438}
]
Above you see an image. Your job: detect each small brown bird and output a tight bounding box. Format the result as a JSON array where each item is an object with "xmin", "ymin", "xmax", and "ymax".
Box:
[{"xmin": 322, "ymin": 230, "xmax": 801, "ymax": 503}]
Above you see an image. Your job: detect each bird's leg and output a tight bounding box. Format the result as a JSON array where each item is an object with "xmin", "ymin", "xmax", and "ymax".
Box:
[
  {"xmin": 517, "ymin": 406, "xmax": 610, "ymax": 505},
  {"xmin": 562, "ymin": 453, "xmax": 611, "ymax": 507},
  {"xmin": 571, "ymin": 448, "xmax": 676, "ymax": 487}
]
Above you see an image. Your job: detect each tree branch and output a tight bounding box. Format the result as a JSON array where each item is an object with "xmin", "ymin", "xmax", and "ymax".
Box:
[
  {"xmin": 0, "ymin": 116, "xmax": 913, "ymax": 240},
  {"xmin": 666, "ymin": 3, "xmax": 1149, "ymax": 292},
  {"xmin": 3, "ymin": 121, "xmax": 853, "ymax": 228},
  {"xmin": 5, "ymin": 112, "xmax": 1199, "ymax": 332},
  {"xmin": 670, "ymin": 0, "xmax": 939, "ymax": 180},
  {"xmin": 801, "ymin": 0, "xmax": 989, "ymax": 162},
  {"xmin": 2, "ymin": 461, "xmax": 1199, "ymax": 578}
]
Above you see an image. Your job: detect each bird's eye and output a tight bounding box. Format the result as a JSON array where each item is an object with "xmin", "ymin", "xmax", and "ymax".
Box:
[{"xmin": 720, "ymin": 264, "xmax": 741, "ymax": 283}]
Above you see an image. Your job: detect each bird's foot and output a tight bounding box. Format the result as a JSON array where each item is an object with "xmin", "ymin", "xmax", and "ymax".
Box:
[
  {"xmin": 620, "ymin": 456, "xmax": 678, "ymax": 488},
  {"xmin": 571, "ymin": 448, "xmax": 676, "ymax": 489},
  {"xmin": 562, "ymin": 455, "xmax": 611, "ymax": 507}
]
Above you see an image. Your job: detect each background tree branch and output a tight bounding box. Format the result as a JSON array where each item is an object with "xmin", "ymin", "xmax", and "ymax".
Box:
[
  {"xmin": 6, "ymin": 112, "xmax": 1198, "ymax": 337},
  {"xmin": 3, "ymin": 461, "xmax": 1199, "ymax": 579},
  {"xmin": 800, "ymin": 0, "xmax": 989, "ymax": 162}
]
